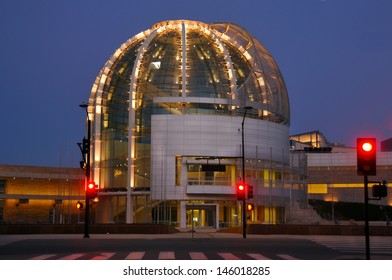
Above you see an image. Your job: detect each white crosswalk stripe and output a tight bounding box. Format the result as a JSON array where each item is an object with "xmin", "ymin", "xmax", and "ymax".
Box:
[
  {"xmin": 247, "ymin": 253, "xmax": 271, "ymax": 260},
  {"xmin": 59, "ymin": 253, "xmax": 85, "ymax": 260},
  {"xmin": 189, "ymin": 252, "xmax": 208, "ymax": 260},
  {"xmin": 90, "ymin": 252, "xmax": 115, "ymax": 260},
  {"xmin": 310, "ymin": 236, "xmax": 392, "ymax": 255},
  {"xmin": 29, "ymin": 254, "xmax": 57, "ymax": 260},
  {"xmin": 277, "ymin": 254, "xmax": 299, "ymax": 260},
  {"xmin": 125, "ymin": 251, "xmax": 145, "ymax": 260},
  {"xmin": 158, "ymin": 251, "xmax": 175, "ymax": 259},
  {"xmin": 217, "ymin": 252, "xmax": 241, "ymax": 260}
]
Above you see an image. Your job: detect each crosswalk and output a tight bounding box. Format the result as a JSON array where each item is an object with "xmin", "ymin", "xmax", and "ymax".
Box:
[
  {"xmin": 309, "ymin": 236, "xmax": 392, "ymax": 255},
  {"xmin": 28, "ymin": 251, "xmax": 299, "ymax": 260}
]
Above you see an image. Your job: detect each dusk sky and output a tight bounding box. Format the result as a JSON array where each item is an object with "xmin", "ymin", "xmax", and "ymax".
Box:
[{"xmin": 1, "ymin": 0, "xmax": 391, "ymax": 167}]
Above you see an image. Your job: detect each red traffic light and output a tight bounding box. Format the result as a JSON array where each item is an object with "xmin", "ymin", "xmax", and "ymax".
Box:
[
  {"xmin": 86, "ymin": 181, "xmax": 98, "ymax": 199},
  {"xmin": 361, "ymin": 142, "xmax": 373, "ymax": 152},
  {"xmin": 357, "ymin": 138, "xmax": 376, "ymax": 176},
  {"xmin": 236, "ymin": 182, "xmax": 246, "ymax": 200},
  {"xmin": 87, "ymin": 182, "xmax": 95, "ymax": 190}
]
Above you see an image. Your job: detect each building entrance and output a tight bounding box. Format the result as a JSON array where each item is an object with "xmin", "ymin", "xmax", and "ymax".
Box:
[{"xmin": 186, "ymin": 204, "xmax": 216, "ymax": 228}]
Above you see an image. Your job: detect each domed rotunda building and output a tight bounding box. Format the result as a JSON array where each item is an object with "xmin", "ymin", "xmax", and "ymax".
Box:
[{"xmin": 86, "ymin": 20, "xmax": 306, "ymax": 228}]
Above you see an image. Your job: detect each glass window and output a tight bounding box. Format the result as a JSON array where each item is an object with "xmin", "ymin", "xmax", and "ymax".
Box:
[
  {"xmin": 175, "ymin": 156, "xmax": 182, "ymax": 186},
  {"xmin": 186, "ymin": 162, "xmax": 235, "ymax": 186},
  {"xmin": 0, "ymin": 180, "xmax": 5, "ymax": 194}
]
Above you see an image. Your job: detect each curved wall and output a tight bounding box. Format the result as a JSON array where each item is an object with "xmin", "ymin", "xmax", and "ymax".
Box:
[{"xmin": 151, "ymin": 114, "xmax": 289, "ymax": 200}]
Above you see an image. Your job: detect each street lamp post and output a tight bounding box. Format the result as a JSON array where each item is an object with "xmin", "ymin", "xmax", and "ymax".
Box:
[
  {"xmin": 241, "ymin": 106, "xmax": 253, "ymax": 239},
  {"xmin": 79, "ymin": 103, "xmax": 91, "ymax": 239}
]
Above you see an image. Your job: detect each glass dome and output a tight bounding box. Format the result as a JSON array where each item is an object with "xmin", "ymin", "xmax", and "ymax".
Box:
[
  {"xmin": 88, "ymin": 20, "xmax": 290, "ymax": 191},
  {"xmin": 90, "ymin": 20, "xmax": 289, "ymax": 126}
]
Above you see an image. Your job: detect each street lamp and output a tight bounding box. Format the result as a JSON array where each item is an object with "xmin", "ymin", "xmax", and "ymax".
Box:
[
  {"xmin": 241, "ymin": 105, "xmax": 253, "ymax": 238},
  {"xmin": 79, "ymin": 102, "xmax": 91, "ymax": 238}
]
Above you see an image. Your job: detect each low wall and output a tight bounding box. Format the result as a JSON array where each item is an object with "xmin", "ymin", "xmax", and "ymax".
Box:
[
  {"xmin": 241, "ymin": 224, "xmax": 392, "ymax": 236},
  {"xmin": 2, "ymin": 224, "xmax": 392, "ymax": 235},
  {"xmin": 0, "ymin": 224, "xmax": 178, "ymax": 235}
]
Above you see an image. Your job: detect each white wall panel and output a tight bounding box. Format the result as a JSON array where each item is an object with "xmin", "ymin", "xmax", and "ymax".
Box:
[{"xmin": 151, "ymin": 114, "xmax": 289, "ymax": 200}]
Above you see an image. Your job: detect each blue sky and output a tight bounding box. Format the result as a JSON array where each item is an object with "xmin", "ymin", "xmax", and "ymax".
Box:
[{"xmin": 0, "ymin": 0, "xmax": 391, "ymax": 167}]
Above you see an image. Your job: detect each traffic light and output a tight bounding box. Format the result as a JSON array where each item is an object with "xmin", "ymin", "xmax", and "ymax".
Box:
[
  {"xmin": 86, "ymin": 181, "xmax": 98, "ymax": 199},
  {"xmin": 246, "ymin": 203, "xmax": 254, "ymax": 211},
  {"xmin": 372, "ymin": 183, "xmax": 387, "ymax": 198},
  {"xmin": 236, "ymin": 182, "xmax": 246, "ymax": 200},
  {"xmin": 76, "ymin": 201, "xmax": 83, "ymax": 209},
  {"xmin": 79, "ymin": 161, "xmax": 86, "ymax": 170},
  {"xmin": 357, "ymin": 138, "xmax": 376, "ymax": 176},
  {"xmin": 247, "ymin": 185, "xmax": 254, "ymax": 199},
  {"xmin": 82, "ymin": 137, "xmax": 90, "ymax": 155}
]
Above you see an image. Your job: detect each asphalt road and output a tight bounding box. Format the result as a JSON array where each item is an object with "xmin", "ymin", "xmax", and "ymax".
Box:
[{"xmin": 1, "ymin": 232, "xmax": 391, "ymax": 260}]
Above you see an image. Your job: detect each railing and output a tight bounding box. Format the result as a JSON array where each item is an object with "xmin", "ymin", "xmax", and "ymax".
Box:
[{"xmin": 187, "ymin": 179, "xmax": 231, "ymax": 186}]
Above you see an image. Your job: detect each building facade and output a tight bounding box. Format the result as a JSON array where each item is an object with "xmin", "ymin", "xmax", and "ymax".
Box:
[
  {"xmin": 291, "ymin": 131, "xmax": 392, "ymax": 210},
  {"xmin": 2, "ymin": 132, "xmax": 391, "ymax": 225},
  {"xmin": 0, "ymin": 165, "xmax": 84, "ymax": 224}
]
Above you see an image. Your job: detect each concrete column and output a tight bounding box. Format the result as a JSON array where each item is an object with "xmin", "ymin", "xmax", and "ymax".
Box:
[
  {"xmin": 180, "ymin": 201, "xmax": 187, "ymax": 229},
  {"xmin": 215, "ymin": 204, "xmax": 219, "ymax": 229}
]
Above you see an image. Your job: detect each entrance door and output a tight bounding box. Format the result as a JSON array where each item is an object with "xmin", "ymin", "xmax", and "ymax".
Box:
[{"xmin": 186, "ymin": 205, "xmax": 216, "ymax": 228}]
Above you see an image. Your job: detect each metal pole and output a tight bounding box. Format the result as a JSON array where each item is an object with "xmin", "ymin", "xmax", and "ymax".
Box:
[
  {"xmin": 192, "ymin": 203, "xmax": 194, "ymax": 239},
  {"xmin": 242, "ymin": 117, "xmax": 246, "ymax": 238},
  {"xmin": 364, "ymin": 175, "xmax": 370, "ymax": 259},
  {"xmin": 240, "ymin": 106, "xmax": 253, "ymax": 238},
  {"xmin": 79, "ymin": 103, "xmax": 91, "ymax": 239},
  {"xmin": 84, "ymin": 118, "xmax": 91, "ymax": 238}
]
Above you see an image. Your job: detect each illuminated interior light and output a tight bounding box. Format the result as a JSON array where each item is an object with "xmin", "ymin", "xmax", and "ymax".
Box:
[
  {"xmin": 135, "ymin": 31, "xmax": 145, "ymax": 40},
  {"xmin": 103, "ymin": 67, "xmax": 110, "ymax": 75},
  {"xmin": 91, "ymin": 84, "xmax": 98, "ymax": 92},
  {"xmin": 113, "ymin": 49, "xmax": 122, "ymax": 59},
  {"xmin": 134, "ymin": 67, "xmax": 140, "ymax": 77},
  {"xmin": 258, "ymin": 77, "xmax": 265, "ymax": 86},
  {"xmin": 100, "ymin": 74, "xmax": 107, "ymax": 85},
  {"xmin": 244, "ymin": 51, "xmax": 252, "ymax": 60}
]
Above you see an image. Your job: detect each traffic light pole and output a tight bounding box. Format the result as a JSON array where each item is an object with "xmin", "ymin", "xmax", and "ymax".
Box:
[
  {"xmin": 80, "ymin": 103, "xmax": 91, "ymax": 239},
  {"xmin": 364, "ymin": 175, "xmax": 370, "ymax": 260},
  {"xmin": 242, "ymin": 116, "xmax": 246, "ymax": 238},
  {"xmin": 84, "ymin": 117, "xmax": 91, "ymax": 239},
  {"xmin": 357, "ymin": 138, "xmax": 376, "ymax": 260},
  {"xmin": 241, "ymin": 107, "xmax": 252, "ymax": 239},
  {"xmin": 241, "ymin": 106, "xmax": 253, "ymax": 238}
]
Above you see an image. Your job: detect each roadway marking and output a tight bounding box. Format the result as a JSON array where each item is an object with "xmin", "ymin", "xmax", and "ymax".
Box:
[
  {"xmin": 59, "ymin": 253, "xmax": 85, "ymax": 260},
  {"xmin": 158, "ymin": 251, "xmax": 175, "ymax": 259},
  {"xmin": 29, "ymin": 254, "xmax": 57, "ymax": 260},
  {"xmin": 90, "ymin": 252, "xmax": 115, "ymax": 260},
  {"xmin": 125, "ymin": 252, "xmax": 146, "ymax": 260},
  {"xmin": 310, "ymin": 236, "xmax": 392, "ymax": 255},
  {"xmin": 189, "ymin": 252, "xmax": 208, "ymax": 260},
  {"xmin": 27, "ymin": 251, "xmax": 303, "ymax": 260},
  {"xmin": 277, "ymin": 254, "xmax": 299, "ymax": 260},
  {"xmin": 218, "ymin": 253, "xmax": 241, "ymax": 260},
  {"xmin": 247, "ymin": 253, "xmax": 271, "ymax": 260}
]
